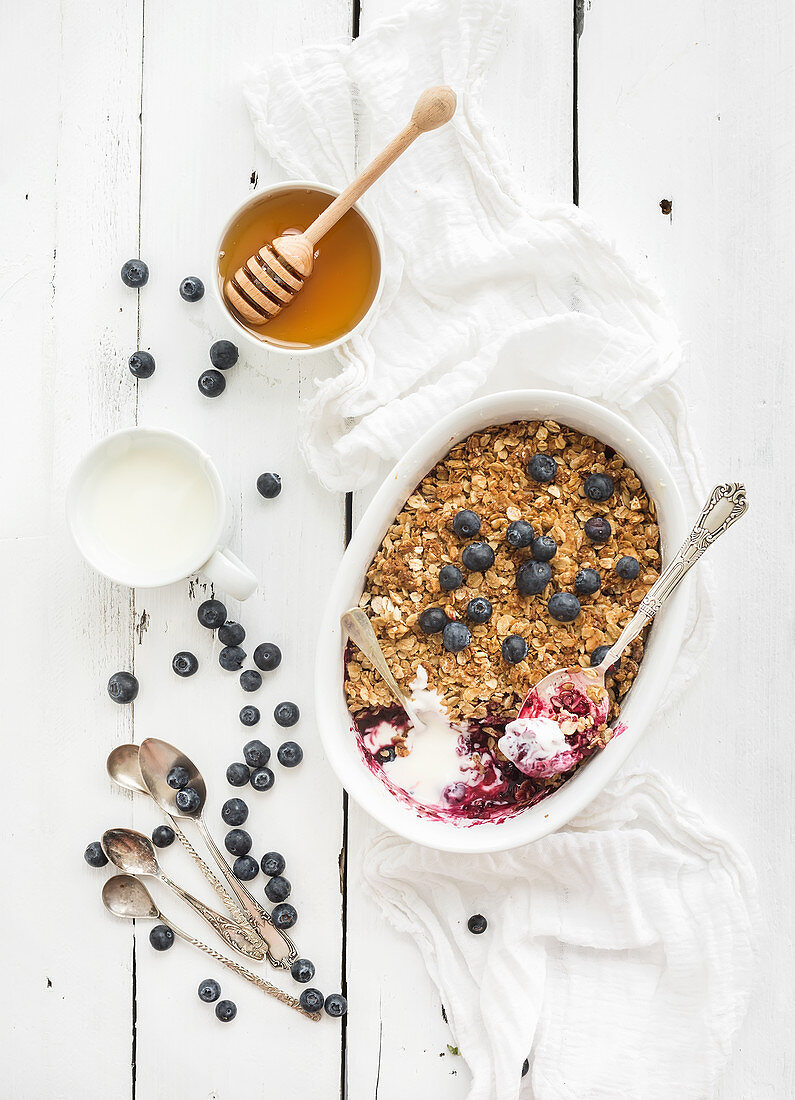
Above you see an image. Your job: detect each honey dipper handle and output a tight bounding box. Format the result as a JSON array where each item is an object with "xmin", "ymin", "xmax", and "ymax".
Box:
[{"xmin": 304, "ymin": 86, "xmax": 456, "ymax": 247}]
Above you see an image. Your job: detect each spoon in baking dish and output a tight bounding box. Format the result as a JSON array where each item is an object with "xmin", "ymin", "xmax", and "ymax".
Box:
[
  {"xmin": 102, "ymin": 876, "xmax": 318, "ymax": 1020},
  {"xmin": 500, "ymin": 483, "xmax": 749, "ymax": 773},
  {"xmin": 342, "ymin": 608, "xmax": 424, "ymax": 727}
]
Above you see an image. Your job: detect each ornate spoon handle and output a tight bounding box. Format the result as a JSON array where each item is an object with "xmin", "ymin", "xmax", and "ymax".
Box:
[
  {"xmin": 158, "ymin": 872, "xmax": 264, "ymax": 960},
  {"xmin": 601, "ymin": 483, "xmax": 748, "ymax": 668}
]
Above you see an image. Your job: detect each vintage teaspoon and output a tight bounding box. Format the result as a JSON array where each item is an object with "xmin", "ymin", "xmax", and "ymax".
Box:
[{"xmin": 342, "ymin": 608, "xmax": 424, "ymax": 727}]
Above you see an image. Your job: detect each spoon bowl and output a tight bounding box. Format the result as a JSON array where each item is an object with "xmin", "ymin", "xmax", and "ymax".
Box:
[
  {"xmin": 138, "ymin": 739, "xmax": 207, "ymax": 818},
  {"xmin": 102, "ymin": 828, "xmax": 161, "ymax": 877},
  {"xmin": 106, "ymin": 744, "xmax": 148, "ymax": 795},
  {"xmin": 102, "ymin": 874, "xmax": 160, "ymax": 921}
]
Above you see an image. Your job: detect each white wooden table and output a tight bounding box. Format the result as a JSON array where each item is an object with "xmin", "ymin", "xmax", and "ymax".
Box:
[{"xmin": 2, "ymin": 1, "xmax": 792, "ymax": 1096}]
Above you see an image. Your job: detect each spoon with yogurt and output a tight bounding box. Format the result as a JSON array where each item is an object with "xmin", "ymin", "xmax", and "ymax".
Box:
[{"xmin": 500, "ymin": 483, "xmax": 749, "ymax": 776}]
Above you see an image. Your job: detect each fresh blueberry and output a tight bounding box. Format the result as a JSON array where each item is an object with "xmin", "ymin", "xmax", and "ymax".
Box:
[
  {"xmin": 151, "ymin": 825, "xmax": 175, "ymax": 849},
  {"xmin": 522, "ymin": 1058, "xmax": 530, "ymax": 1078},
  {"xmin": 166, "ymin": 765, "xmax": 190, "ymax": 790},
  {"xmin": 466, "ymin": 597, "xmax": 493, "ymax": 624},
  {"xmin": 175, "ymin": 787, "xmax": 201, "ymax": 813},
  {"xmin": 461, "ymin": 542, "xmax": 495, "ymax": 572},
  {"xmin": 271, "ymin": 902, "xmax": 297, "ymax": 929},
  {"xmin": 590, "ymin": 645, "xmax": 621, "ymax": 673},
  {"xmin": 574, "ymin": 568, "xmax": 601, "ymax": 596},
  {"xmin": 84, "ymin": 841, "xmax": 108, "ymax": 868},
  {"xmin": 240, "ymin": 705, "xmax": 260, "ymax": 727},
  {"xmin": 107, "ymin": 671, "xmax": 138, "ymax": 704},
  {"xmin": 224, "ymin": 829, "xmax": 252, "ymax": 857},
  {"xmin": 442, "ymin": 621, "xmax": 471, "ymax": 653},
  {"xmin": 215, "ymin": 999, "xmax": 237, "ymax": 1022},
  {"xmin": 584, "ymin": 516, "xmax": 612, "ymax": 543},
  {"xmin": 250, "ymin": 766, "xmax": 275, "ymax": 791},
  {"xmin": 501, "ymin": 635, "xmax": 528, "ymax": 664},
  {"xmin": 218, "ymin": 621, "xmax": 245, "ymax": 647},
  {"xmin": 452, "ymin": 510, "xmax": 481, "ymax": 539},
  {"xmin": 120, "ymin": 259, "xmax": 148, "ymax": 288},
  {"xmin": 149, "ymin": 924, "xmax": 174, "ymax": 951},
  {"xmin": 261, "ymin": 852, "xmax": 285, "ymax": 877},
  {"xmin": 198, "ymin": 978, "xmax": 221, "ymax": 1003},
  {"xmin": 243, "ymin": 739, "xmax": 270, "ymax": 768},
  {"xmin": 256, "ymin": 472, "xmax": 282, "ymax": 499},
  {"xmin": 531, "ymin": 535, "xmax": 557, "ymax": 562},
  {"xmin": 226, "ymin": 762, "xmax": 250, "ymax": 787},
  {"xmin": 179, "ymin": 276, "xmax": 204, "ymax": 302},
  {"xmin": 253, "ymin": 642, "xmax": 282, "ymax": 671},
  {"xmin": 438, "ymin": 564, "xmax": 464, "ymax": 591},
  {"xmin": 419, "ymin": 607, "xmax": 448, "ymax": 634},
  {"xmin": 274, "ymin": 701, "xmax": 299, "ymax": 727},
  {"xmin": 233, "ymin": 855, "xmax": 259, "ymax": 881},
  {"xmin": 324, "ymin": 993, "xmax": 348, "ymax": 1018},
  {"xmin": 547, "ymin": 593, "xmax": 581, "ymax": 623},
  {"xmin": 219, "ymin": 645, "xmax": 246, "ymax": 672},
  {"xmin": 467, "ymin": 914, "xmax": 488, "ymax": 935},
  {"xmin": 616, "ymin": 555, "xmax": 641, "ymax": 580},
  {"xmin": 516, "ymin": 561, "xmax": 551, "ymax": 596},
  {"xmin": 198, "ymin": 368, "xmax": 225, "ymax": 398},
  {"xmin": 584, "ymin": 472, "xmax": 615, "ymax": 501},
  {"xmin": 128, "ymin": 351, "xmax": 155, "ymax": 379},
  {"xmin": 172, "ymin": 651, "xmax": 198, "ymax": 677},
  {"xmin": 197, "ymin": 599, "xmax": 227, "ymax": 629},
  {"xmin": 277, "ymin": 741, "xmax": 303, "ymax": 768},
  {"xmin": 527, "ymin": 454, "xmax": 557, "ymax": 483},
  {"xmin": 264, "ymin": 875, "xmax": 291, "ymax": 903},
  {"xmin": 209, "ymin": 339, "xmax": 239, "ymax": 370},
  {"xmin": 221, "ymin": 798, "xmax": 248, "ymax": 827},
  {"xmin": 290, "ymin": 958, "xmax": 315, "ymax": 984},
  {"xmin": 299, "ymin": 988, "xmax": 324, "ymax": 1013},
  {"xmin": 506, "ymin": 520, "xmax": 534, "ymax": 549},
  {"xmin": 240, "ymin": 669, "xmax": 262, "ymax": 692}
]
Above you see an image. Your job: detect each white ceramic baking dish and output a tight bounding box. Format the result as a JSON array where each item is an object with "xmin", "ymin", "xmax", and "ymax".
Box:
[{"xmin": 316, "ymin": 391, "xmax": 688, "ymax": 853}]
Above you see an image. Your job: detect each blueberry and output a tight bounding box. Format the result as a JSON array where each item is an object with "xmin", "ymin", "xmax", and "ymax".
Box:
[
  {"xmin": 506, "ymin": 520, "xmax": 534, "ymax": 548},
  {"xmin": 261, "ymin": 852, "xmax": 285, "ymax": 877},
  {"xmin": 531, "ymin": 535, "xmax": 557, "ymax": 562},
  {"xmin": 299, "ymin": 988, "xmax": 324, "ymax": 1013},
  {"xmin": 250, "ymin": 766, "xmax": 275, "ymax": 791},
  {"xmin": 375, "ymin": 745, "xmax": 397, "ymax": 764},
  {"xmin": 197, "ymin": 599, "xmax": 227, "ymax": 629},
  {"xmin": 442, "ymin": 621, "xmax": 471, "ymax": 653},
  {"xmin": 452, "ymin": 510, "xmax": 481, "ymax": 539},
  {"xmin": 240, "ymin": 669, "xmax": 262, "ymax": 693},
  {"xmin": 291, "ymin": 958, "xmax": 315, "ymax": 984},
  {"xmin": 324, "ymin": 993, "xmax": 348, "ymax": 1018},
  {"xmin": 516, "ymin": 561, "xmax": 551, "ymax": 595},
  {"xmin": 209, "ymin": 339, "xmax": 239, "ymax": 370},
  {"xmin": 175, "ymin": 787, "xmax": 201, "ymax": 814},
  {"xmin": 240, "ymin": 705, "xmax": 260, "ymax": 727},
  {"xmin": 467, "ymin": 914, "xmax": 488, "ymax": 935},
  {"xmin": 584, "ymin": 516, "xmax": 612, "ymax": 543},
  {"xmin": 198, "ymin": 978, "xmax": 221, "ymax": 1003},
  {"xmin": 166, "ymin": 765, "xmax": 190, "ymax": 790},
  {"xmin": 277, "ymin": 741, "xmax": 303, "ymax": 768},
  {"xmin": 574, "ymin": 568, "xmax": 601, "ymax": 596},
  {"xmin": 221, "ymin": 798, "xmax": 248, "ymax": 827},
  {"xmin": 243, "ymin": 739, "xmax": 270, "ymax": 768},
  {"xmin": 172, "ymin": 651, "xmax": 198, "ymax": 677},
  {"xmin": 501, "ymin": 635, "xmax": 528, "ymax": 664},
  {"xmin": 198, "ymin": 368, "xmax": 226, "ymax": 398},
  {"xmin": 584, "ymin": 472, "xmax": 615, "ymax": 501},
  {"xmin": 149, "ymin": 924, "xmax": 174, "ymax": 951},
  {"xmin": 264, "ymin": 875, "xmax": 291, "ymax": 903},
  {"xmin": 215, "ymin": 999, "xmax": 237, "ymax": 1022},
  {"xmin": 151, "ymin": 825, "xmax": 175, "ymax": 848},
  {"xmin": 527, "ymin": 454, "xmax": 557, "ymax": 483},
  {"xmin": 438, "ymin": 564, "xmax": 464, "ymax": 591},
  {"xmin": 419, "ymin": 607, "xmax": 448, "ymax": 634},
  {"xmin": 616, "ymin": 555, "xmax": 641, "ymax": 580},
  {"xmin": 256, "ymin": 472, "xmax": 282, "ymax": 499},
  {"xmin": 547, "ymin": 593, "xmax": 581, "ymax": 623},
  {"xmin": 218, "ymin": 621, "xmax": 245, "ymax": 647},
  {"xmin": 83, "ymin": 841, "xmax": 108, "ymax": 868},
  {"xmin": 219, "ymin": 645, "xmax": 246, "ymax": 672},
  {"xmin": 274, "ymin": 701, "xmax": 299, "ymax": 727},
  {"xmin": 107, "ymin": 671, "xmax": 138, "ymax": 704},
  {"xmin": 590, "ymin": 645, "xmax": 621, "ymax": 673},
  {"xmin": 179, "ymin": 276, "xmax": 205, "ymax": 302},
  {"xmin": 461, "ymin": 542, "xmax": 495, "ymax": 572},
  {"xmin": 466, "ymin": 597, "xmax": 493, "ymax": 624},
  {"xmin": 226, "ymin": 762, "xmax": 250, "ymax": 787},
  {"xmin": 224, "ymin": 829, "xmax": 252, "ymax": 857},
  {"xmin": 271, "ymin": 903, "xmax": 297, "ymax": 929},
  {"xmin": 128, "ymin": 351, "xmax": 155, "ymax": 379},
  {"xmin": 522, "ymin": 1058, "xmax": 530, "ymax": 1078},
  {"xmin": 121, "ymin": 259, "xmax": 148, "ymax": 288},
  {"xmin": 233, "ymin": 855, "xmax": 259, "ymax": 881},
  {"xmin": 253, "ymin": 642, "xmax": 282, "ymax": 671}
]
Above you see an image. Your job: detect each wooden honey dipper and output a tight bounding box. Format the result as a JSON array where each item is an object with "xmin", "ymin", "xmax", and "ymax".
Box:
[{"xmin": 224, "ymin": 85, "xmax": 457, "ymax": 326}]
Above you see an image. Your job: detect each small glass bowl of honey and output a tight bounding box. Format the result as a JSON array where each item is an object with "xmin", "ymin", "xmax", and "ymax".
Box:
[{"xmin": 214, "ymin": 181, "xmax": 383, "ymax": 355}]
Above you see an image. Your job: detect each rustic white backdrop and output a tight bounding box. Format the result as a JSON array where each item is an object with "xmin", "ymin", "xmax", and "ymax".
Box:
[{"xmin": 1, "ymin": 1, "xmax": 791, "ymax": 1097}]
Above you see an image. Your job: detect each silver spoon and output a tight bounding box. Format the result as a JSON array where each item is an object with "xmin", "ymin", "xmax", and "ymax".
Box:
[
  {"xmin": 102, "ymin": 828, "xmax": 261, "ymax": 960},
  {"xmin": 137, "ymin": 737, "xmax": 296, "ymax": 969},
  {"xmin": 341, "ymin": 607, "xmax": 424, "ymax": 726},
  {"xmin": 102, "ymin": 875, "xmax": 318, "ymax": 1021}
]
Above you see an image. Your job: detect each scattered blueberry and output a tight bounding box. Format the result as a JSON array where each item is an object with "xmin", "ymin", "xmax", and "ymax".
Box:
[
  {"xmin": 224, "ymin": 829, "xmax": 252, "ymax": 857},
  {"xmin": 175, "ymin": 787, "xmax": 201, "ymax": 814},
  {"xmin": 219, "ymin": 645, "xmax": 246, "ymax": 672},
  {"xmin": 277, "ymin": 741, "xmax": 303, "ymax": 768},
  {"xmin": 261, "ymin": 852, "xmax": 285, "ymax": 877},
  {"xmin": 172, "ymin": 651, "xmax": 198, "ymax": 677},
  {"xmin": 149, "ymin": 924, "xmax": 174, "ymax": 951},
  {"xmin": 522, "ymin": 1058, "xmax": 530, "ymax": 1078},
  {"xmin": 467, "ymin": 914, "xmax": 488, "ymax": 935},
  {"xmin": 253, "ymin": 642, "xmax": 282, "ymax": 671},
  {"xmin": 197, "ymin": 599, "xmax": 227, "ymax": 629},
  {"xmin": 590, "ymin": 645, "xmax": 621, "ymax": 673},
  {"xmin": 324, "ymin": 994, "xmax": 348, "ymax": 1018},
  {"xmin": 218, "ymin": 621, "xmax": 245, "ymax": 647},
  {"xmin": 256, "ymin": 472, "xmax": 282, "ymax": 499},
  {"xmin": 271, "ymin": 903, "xmax": 297, "ymax": 929},
  {"xmin": 501, "ymin": 635, "xmax": 529, "ymax": 664},
  {"xmin": 531, "ymin": 535, "xmax": 557, "ymax": 562},
  {"xmin": 547, "ymin": 593, "xmax": 581, "ymax": 623},
  {"xmin": 516, "ymin": 560, "xmax": 551, "ymax": 596},
  {"xmin": 209, "ymin": 340, "xmax": 239, "ymax": 370},
  {"xmin": 198, "ymin": 978, "xmax": 221, "ymax": 1003},
  {"xmin": 616, "ymin": 555, "xmax": 641, "ymax": 580},
  {"xmin": 233, "ymin": 855, "xmax": 259, "ymax": 881},
  {"xmin": 221, "ymin": 798, "xmax": 248, "ymax": 827},
  {"xmin": 84, "ymin": 841, "xmax": 108, "ymax": 868},
  {"xmin": 506, "ymin": 520, "xmax": 534, "ymax": 549},
  {"xmin": 584, "ymin": 516, "xmax": 612, "ymax": 543},
  {"xmin": 128, "ymin": 351, "xmax": 155, "ymax": 379},
  {"xmin": 240, "ymin": 669, "xmax": 262, "ymax": 692},
  {"xmin": 179, "ymin": 276, "xmax": 205, "ymax": 302},
  {"xmin": 151, "ymin": 825, "xmax": 175, "ymax": 849},
  {"xmin": 198, "ymin": 368, "xmax": 226, "ymax": 398},
  {"xmin": 466, "ymin": 597, "xmax": 493, "ymax": 624},
  {"xmin": 215, "ymin": 999, "xmax": 237, "ymax": 1022},
  {"xmin": 442, "ymin": 621, "xmax": 471, "ymax": 653},
  {"xmin": 290, "ymin": 958, "xmax": 315, "ymax": 984},
  {"xmin": 120, "ymin": 259, "xmax": 149, "ymax": 288},
  {"xmin": 574, "ymin": 568, "xmax": 601, "ymax": 596},
  {"xmin": 527, "ymin": 454, "xmax": 557, "ymax": 483},
  {"xmin": 452, "ymin": 510, "xmax": 481, "ymax": 539},
  {"xmin": 438, "ymin": 564, "xmax": 464, "ymax": 591},
  {"xmin": 243, "ymin": 739, "xmax": 270, "ymax": 768},
  {"xmin": 299, "ymin": 988, "xmax": 324, "ymax": 1013},
  {"xmin": 240, "ymin": 705, "xmax": 260, "ymax": 727},
  {"xmin": 264, "ymin": 875, "xmax": 291, "ymax": 903},
  {"xmin": 461, "ymin": 542, "xmax": 495, "ymax": 572},
  {"xmin": 226, "ymin": 762, "xmax": 250, "ymax": 787},
  {"xmin": 585, "ymin": 473, "xmax": 615, "ymax": 502},
  {"xmin": 250, "ymin": 766, "xmax": 275, "ymax": 792},
  {"xmin": 274, "ymin": 701, "xmax": 299, "ymax": 727},
  {"xmin": 419, "ymin": 607, "xmax": 448, "ymax": 634},
  {"xmin": 167, "ymin": 765, "xmax": 190, "ymax": 790},
  {"xmin": 107, "ymin": 671, "xmax": 138, "ymax": 704}
]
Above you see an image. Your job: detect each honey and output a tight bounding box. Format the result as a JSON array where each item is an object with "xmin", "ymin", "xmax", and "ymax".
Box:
[{"xmin": 217, "ymin": 187, "xmax": 381, "ymax": 350}]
